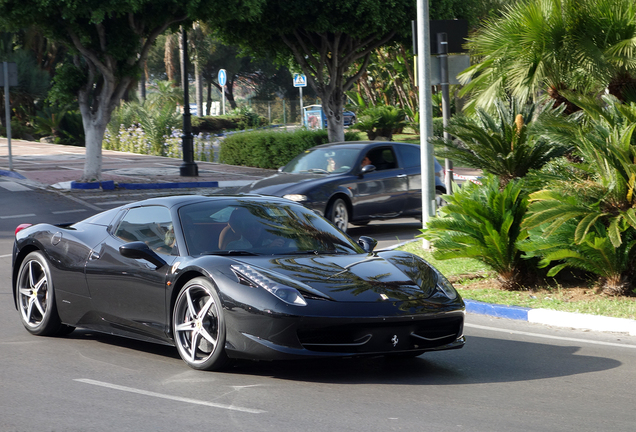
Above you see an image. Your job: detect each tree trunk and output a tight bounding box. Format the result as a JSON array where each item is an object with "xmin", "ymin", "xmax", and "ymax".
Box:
[
  {"xmin": 206, "ymin": 82, "xmax": 212, "ymax": 116},
  {"xmin": 164, "ymin": 34, "xmax": 177, "ymax": 83},
  {"xmin": 194, "ymin": 54, "xmax": 203, "ymax": 117},
  {"xmin": 226, "ymin": 79, "xmax": 237, "ymax": 110},
  {"xmin": 77, "ymin": 88, "xmax": 107, "ymax": 181},
  {"xmin": 321, "ymin": 89, "xmax": 345, "ymax": 142},
  {"xmin": 82, "ymin": 119, "xmax": 107, "ymax": 181},
  {"xmin": 179, "ymin": 30, "xmax": 185, "ymax": 91}
]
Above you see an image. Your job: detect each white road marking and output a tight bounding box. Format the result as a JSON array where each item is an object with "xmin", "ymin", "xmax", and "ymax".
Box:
[
  {"xmin": 0, "ymin": 213, "xmax": 36, "ymax": 219},
  {"xmin": 0, "ymin": 182, "xmax": 31, "ymax": 192},
  {"xmin": 0, "ymin": 254, "xmax": 12, "ymax": 258},
  {"xmin": 52, "ymin": 209, "xmax": 87, "ymax": 214},
  {"xmin": 74, "ymin": 379, "xmax": 266, "ymax": 413},
  {"xmin": 57, "ymin": 192, "xmax": 102, "ymax": 211},
  {"xmin": 466, "ymin": 323, "xmax": 636, "ymax": 349}
]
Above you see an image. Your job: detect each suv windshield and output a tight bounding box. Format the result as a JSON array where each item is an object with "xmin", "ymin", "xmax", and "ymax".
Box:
[{"xmin": 282, "ymin": 147, "xmax": 360, "ymax": 174}]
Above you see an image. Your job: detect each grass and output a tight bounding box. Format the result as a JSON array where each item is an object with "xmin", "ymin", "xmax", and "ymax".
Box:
[{"xmin": 397, "ymin": 240, "xmax": 636, "ymax": 320}]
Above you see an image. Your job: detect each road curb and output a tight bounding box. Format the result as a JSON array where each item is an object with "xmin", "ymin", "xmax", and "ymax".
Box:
[
  {"xmin": 0, "ymin": 169, "xmax": 26, "ymax": 180},
  {"xmin": 60, "ymin": 179, "xmax": 253, "ymax": 191},
  {"xmin": 465, "ymin": 299, "xmax": 636, "ymax": 336},
  {"xmin": 70, "ymin": 180, "xmax": 221, "ymax": 190}
]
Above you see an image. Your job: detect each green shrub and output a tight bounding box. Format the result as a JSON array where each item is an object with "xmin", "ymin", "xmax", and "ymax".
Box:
[
  {"xmin": 354, "ymin": 105, "xmax": 406, "ymax": 141},
  {"xmin": 219, "ymin": 129, "xmax": 361, "ymax": 169},
  {"xmin": 433, "ymin": 117, "xmax": 444, "ymax": 137},
  {"xmin": 419, "ymin": 175, "xmax": 533, "ymax": 290},
  {"xmin": 192, "ymin": 113, "xmax": 268, "ymax": 134},
  {"xmin": 0, "ymin": 118, "xmax": 35, "ymax": 140}
]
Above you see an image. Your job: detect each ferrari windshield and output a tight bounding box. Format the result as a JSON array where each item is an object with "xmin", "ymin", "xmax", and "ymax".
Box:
[
  {"xmin": 282, "ymin": 147, "xmax": 360, "ymax": 174},
  {"xmin": 179, "ymin": 199, "xmax": 365, "ymax": 256}
]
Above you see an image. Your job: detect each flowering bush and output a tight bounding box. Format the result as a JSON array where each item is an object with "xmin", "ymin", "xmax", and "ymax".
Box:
[{"xmin": 104, "ymin": 125, "xmax": 216, "ymax": 162}]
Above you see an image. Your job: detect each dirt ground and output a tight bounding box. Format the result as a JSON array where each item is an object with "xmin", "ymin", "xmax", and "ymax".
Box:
[{"xmin": 449, "ymin": 274, "xmax": 636, "ymax": 303}]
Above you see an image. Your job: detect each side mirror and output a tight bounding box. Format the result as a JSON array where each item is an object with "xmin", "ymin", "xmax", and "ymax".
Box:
[
  {"xmin": 359, "ymin": 164, "xmax": 376, "ymax": 177},
  {"xmin": 277, "ymin": 166, "xmax": 285, "ymax": 172},
  {"xmin": 357, "ymin": 236, "xmax": 378, "ymax": 253},
  {"xmin": 119, "ymin": 241, "xmax": 167, "ymax": 268}
]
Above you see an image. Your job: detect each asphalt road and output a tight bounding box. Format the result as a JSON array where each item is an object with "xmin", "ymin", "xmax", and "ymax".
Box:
[
  {"xmin": 2, "ymin": 180, "xmax": 636, "ymax": 432},
  {"xmin": 0, "ymin": 178, "xmax": 424, "ymax": 248}
]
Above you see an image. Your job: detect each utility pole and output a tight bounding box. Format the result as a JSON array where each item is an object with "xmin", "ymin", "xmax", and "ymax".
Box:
[{"xmin": 417, "ymin": 0, "xmax": 435, "ymax": 248}]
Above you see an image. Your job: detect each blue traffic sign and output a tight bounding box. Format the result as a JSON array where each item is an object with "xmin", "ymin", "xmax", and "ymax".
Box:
[
  {"xmin": 293, "ymin": 73, "xmax": 307, "ymax": 87},
  {"xmin": 218, "ymin": 69, "xmax": 227, "ymax": 87}
]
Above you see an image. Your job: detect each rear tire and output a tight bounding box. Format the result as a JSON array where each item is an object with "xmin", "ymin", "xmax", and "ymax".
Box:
[
  {"xmin": 16, "ymin": 251, "xmax": 70, "ymax": 336},
  {"xmin": 435, "ymin": 188, "xmax": 447, "ymax": 210},
  {"xmin": 173, "ymin": 277, "xmax": 230, "ymax": 371}
]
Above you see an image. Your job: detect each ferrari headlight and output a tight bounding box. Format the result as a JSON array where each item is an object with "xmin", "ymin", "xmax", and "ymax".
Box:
[
  {"xmin": 231, "ymin": 264, "xmax": 307, "ymax": 306},
  {"xmin": 283, "ymin": 194, "xmax": 308, "ymax": 202},
  {"xmin": 434, "ymin": 271, "xmax": 458, "ymax": 300}
]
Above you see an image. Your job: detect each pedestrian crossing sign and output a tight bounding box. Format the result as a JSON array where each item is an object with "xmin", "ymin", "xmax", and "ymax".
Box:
[{"xmin": 293, "ymin": 73, "xmax": 307, "ymax": 87}]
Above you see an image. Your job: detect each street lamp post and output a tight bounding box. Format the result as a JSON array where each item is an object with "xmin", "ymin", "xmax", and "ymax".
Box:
[{"xmin": 180, "ymin": 25, "xmax": 198, "ymax": 177}]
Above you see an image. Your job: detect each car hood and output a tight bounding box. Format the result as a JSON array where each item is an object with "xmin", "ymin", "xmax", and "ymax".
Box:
[
  {"xmin": 234, "ymin": 250, "xmax": 443, "ymax": 303},
  {"xmin": 239, "ymin": 173, "xmax": 333, "ymax": 196}
]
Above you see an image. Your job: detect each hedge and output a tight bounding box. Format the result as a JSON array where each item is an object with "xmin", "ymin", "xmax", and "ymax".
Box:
[
  {"xmin": 192, "ymin": 114, "xmax": 268, "ymax": 134},
  {"xmin": 219, "ymin": 129, "xmax": 362, "ymax": 169}
]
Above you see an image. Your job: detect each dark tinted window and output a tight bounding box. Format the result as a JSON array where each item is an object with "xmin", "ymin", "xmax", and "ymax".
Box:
[
  {"xmin": 179, "ymin": 199, "xmax": 364, "ymax": 256},
  {"xmin": 399, "ymin": 145, "xmax": 421, "ymax": 168},
  {"xmin": 364, "ymin": 147, "xmax": 399, "ymax": 170},
  {"xmin": 114, "ymin": 206, "xmax": 176, "ymax": 255}
]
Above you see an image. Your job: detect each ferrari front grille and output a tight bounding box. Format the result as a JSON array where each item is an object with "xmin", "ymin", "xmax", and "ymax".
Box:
[{"xmin": 297, "ymin": 316, "xmax": 462, "ymax": 353}]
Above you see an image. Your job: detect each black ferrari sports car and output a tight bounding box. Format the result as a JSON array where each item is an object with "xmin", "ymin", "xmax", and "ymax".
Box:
[{"xmin": 12, "ymin": 195, "xmax": 465, "ymax": 370}]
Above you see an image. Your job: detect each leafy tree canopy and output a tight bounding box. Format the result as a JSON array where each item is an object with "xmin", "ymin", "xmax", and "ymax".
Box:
[{"xmin": 0, "ymin": 0, "xmax": 262, "ymax": 180}]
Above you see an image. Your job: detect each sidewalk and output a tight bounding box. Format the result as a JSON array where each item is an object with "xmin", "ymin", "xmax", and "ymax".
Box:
[
  {"xmin": 0, "ymin": 138, "xmax": 276, "ymax": 191},
  {"xmin": 1, "ymin": 138, "xmax": 635, "ymax": 337}
]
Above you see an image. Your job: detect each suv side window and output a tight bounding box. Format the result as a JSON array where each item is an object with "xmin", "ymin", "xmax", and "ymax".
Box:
[{"xmin": 365, "ymin": 147, "xmax": 399, "ymax": 171}]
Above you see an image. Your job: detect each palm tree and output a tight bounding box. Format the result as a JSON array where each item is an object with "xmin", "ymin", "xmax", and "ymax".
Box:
[
  {"xmin": 459, "ymin": 0, "xmax": 636, "ymax": 113},
  {"xmin": 432, "ymin": 99, "xmax": 570, "ymax": 186},
  {"xmin": 523, "ymin": 96, "xmax": 636, "ymax": 295},
  {"xmin": 419, "ymin": 175, "xmax": 531, "ymax": 290}
]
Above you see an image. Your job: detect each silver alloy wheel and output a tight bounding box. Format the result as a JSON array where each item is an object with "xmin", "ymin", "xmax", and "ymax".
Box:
[
  {"xmin": 17, "ymin": 257, "xmax": 50, "ymax": 330},
  {"xmin": 173, "ymin": 278, "xmax": 228, "ymax": 370},
  {"xmin": 331, "ymin": 198, "xmax": 349, "ymax": 232}
]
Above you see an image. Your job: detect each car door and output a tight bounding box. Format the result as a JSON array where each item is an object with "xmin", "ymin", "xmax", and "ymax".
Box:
[
  {"xmin": 85, "ymin": 205, "xmax": 177, "ymax": 340},
  {"xmin": 350, "ymin": 145, "xmax": 408, "ymax": 219},
  {"xmin": 395, "ymin": 143, "xmax": 424, "ymax": 216},
  {"xmin": 395, "ymin": 143, "xmax": 445, "ymax": 216}
]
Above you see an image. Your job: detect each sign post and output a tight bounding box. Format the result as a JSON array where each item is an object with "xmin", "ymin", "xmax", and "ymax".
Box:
[
  {"xmin": 293, "ymin": 73, "xmax": 307, "ymax": 126},
  {"xmin": 1, "ymin": 62, "xmax": 18, "ymax": 171},
  {"xmin": 437, "ymin": 32, "xmax": 453, "ymax": 194},
  {"xmin": 218, "ymin": 69, "xmax": 227, "ymax": 115}
]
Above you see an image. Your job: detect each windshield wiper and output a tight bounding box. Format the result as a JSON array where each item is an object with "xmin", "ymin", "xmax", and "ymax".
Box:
[
  {"xmin": 278, "ymin": 250, "xmax": 345, "ymax": 255},
  {"xmin": 202, "ymin": 250, "xmax": 260, "ymax": 256},
  {"xmin": 298, "ymin": 168, "xmax": 329, "ymax": 174}
]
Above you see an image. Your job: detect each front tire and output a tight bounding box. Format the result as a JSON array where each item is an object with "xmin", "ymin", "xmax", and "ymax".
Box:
[
  {"xmin": 173, "ymin": 277, "xmax": 229, "ymax": 371},
  {"xmin": 329, "ymin": 198, "xmax": 349, "ymax": 233},
  {"xmin": 16, "ymin": 251, "xmax": 71, "ymax": 336}
]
